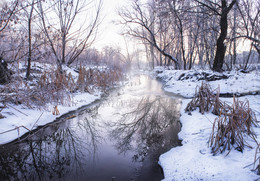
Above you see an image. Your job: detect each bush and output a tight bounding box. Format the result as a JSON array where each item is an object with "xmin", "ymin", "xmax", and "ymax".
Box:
[{"xmin": 0, "ymin": 66, "xmax": 123, "ymax": 110}]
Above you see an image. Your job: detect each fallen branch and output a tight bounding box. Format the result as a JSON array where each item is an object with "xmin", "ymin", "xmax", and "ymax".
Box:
[
  {"xmin": 31, "ymin": 112, "xmax": 44, "ymax": 130},
  {"xmin": 6, "ymin": 103, "xmax": 28, "ymax": 116}
]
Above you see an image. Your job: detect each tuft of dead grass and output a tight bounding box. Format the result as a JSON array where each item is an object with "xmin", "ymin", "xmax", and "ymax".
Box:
[
  {"xmin": 76, "ymin": 66, "xmax": 123, "ymax": 92},
  {"xmin": 209, "ymin": 96, "xmax": 258, "ymax": 155},
  {"xmin": 253, "ymin": 144, "xmax": 260, "ymax": 175},
  {"xmin": 0, "ymin": 104, "xmax": 5, "ymax": 119},
  {"xmin": 186, "ymin": 82, "xmax": 258, "ymax": 155},
  {"xmin": 185, "ymin": 82, "xmax": 223, "ymax": 115}
]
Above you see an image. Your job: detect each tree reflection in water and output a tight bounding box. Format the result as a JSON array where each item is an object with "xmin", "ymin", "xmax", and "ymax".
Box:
[
  {"xmin": 0, "ymin": 105, "xmax": 102, "ymax": 181},
  {"xmin": 109, "ymin": 95, "xmax": 182, "ymax": 162},
  {"xmin": 0, "ymin": 75, "xmax": 183, "ymax": 180}
]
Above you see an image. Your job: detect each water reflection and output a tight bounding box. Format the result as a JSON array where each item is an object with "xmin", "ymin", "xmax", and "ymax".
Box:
[
  {"xmin": 0, "ymin": 105, "xmax": 102, "ymax": 181},
  {"xmin": 0, "ymin": 74, "xmax": 182, "ymax": 181},
  {"xmin": 109, "ymin": 96, "xmax": 181, "ymax": 162}
]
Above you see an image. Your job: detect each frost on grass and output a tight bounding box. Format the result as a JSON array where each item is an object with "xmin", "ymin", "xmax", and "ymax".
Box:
[{"xmin": 185, "ymin": 82, "xmax": 258, "ymax": 155}]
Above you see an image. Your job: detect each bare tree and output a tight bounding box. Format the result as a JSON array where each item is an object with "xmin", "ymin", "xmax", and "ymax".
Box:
[
  {"xmin": 38, "ymin": 0, "xmax": 102, "ymax": 72},
  {"xmin": 0, "ymin": 0, "xmax": 19, "ymax": 33},
  {"xmin": 23, "ymin": 0, "xmax": 36, "ymax": 79},
  {"xmin": 0, "ymin": 0, "xmax": 20, "ymax": 62},
  {"xmin": 119, "ymin": 0, "xmax": 179, "ymax": 69},
  {"xmin": 195, "ymin": 0, "xmax": 237, "ymax": 72},
  {"xmin": 232, "ymin": 2, "xmax": 237, "ymax": 67},
  {"xmin": 236, "ymin": 0, "xmax": 260, "ymax": 65}
]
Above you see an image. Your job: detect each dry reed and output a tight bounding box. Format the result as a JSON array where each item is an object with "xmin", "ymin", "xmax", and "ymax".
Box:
[
  {"xmin": 209, "ymin": 96, "xmax": 258, "ymax": 155},
  {"xmin": 186, "ymin": 82, "xmax": 258, "ymax": 155},
  {"xmin": 185, "ymin": 82, "xmax": 222, "ymax": 115},
  {"xmin": 0, "ymin": 66, "xmax": 123, "ymax": 110}
]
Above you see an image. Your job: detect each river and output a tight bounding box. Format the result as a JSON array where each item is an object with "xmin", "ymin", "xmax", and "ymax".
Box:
[{"xmin": 0, "ymin": 74, "xmax": 182, "ymax": 181}]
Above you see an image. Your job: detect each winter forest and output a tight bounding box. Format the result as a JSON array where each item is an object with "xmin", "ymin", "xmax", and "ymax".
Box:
[{"xmin": 0, "ymin": 0, "xmax": 260, "ymax": 180}]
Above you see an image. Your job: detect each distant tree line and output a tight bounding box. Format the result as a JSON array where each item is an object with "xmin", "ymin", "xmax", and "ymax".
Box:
[
  {"xmin": 119, "ymin": 0, "xmax": 260, "ymax": 71},
  {"xmin": 0, "ymin": 0, "xmax": 259, "ymax": 77},
  {"xmin": 71, "ymin": 46, "xmax": 143, "ymax": 71}
]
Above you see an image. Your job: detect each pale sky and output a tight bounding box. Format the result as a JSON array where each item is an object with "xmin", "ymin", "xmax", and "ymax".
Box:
[{"xmin": 93, "ymin": 0, "xmax": 130, "ymax": 51}]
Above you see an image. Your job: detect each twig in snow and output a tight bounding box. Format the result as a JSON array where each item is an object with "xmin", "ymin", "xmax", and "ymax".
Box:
[
  {"xmin": 31, "ymin": 112, "xmax": 44, "ymax": 130},
  {"xmin": 6, "ymin": 103, "xmax": 28, "ymax": 116}
]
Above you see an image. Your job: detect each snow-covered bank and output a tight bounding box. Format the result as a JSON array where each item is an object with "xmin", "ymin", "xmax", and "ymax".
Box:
[
  {"xmin": 154, "ymin": 67, "xmax": 260, "ymax": 181},
  {"xmin": 0, "ymin": 92, "xmax": 101, "ymax": 145},
  {"xmin": 155, "ymin": 67, "xmax": 260, "ymax": 98},
  {"xmin": 0, "ymin": 62, "xmax": 124, "ymax": 145}
]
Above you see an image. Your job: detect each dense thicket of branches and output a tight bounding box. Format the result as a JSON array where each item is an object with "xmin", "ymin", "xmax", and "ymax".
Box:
[
  {"xmin": 0, "ymin": 0, "xmax": 259, "ymax": 75},
  {"xmin": 120, "ymin": 0, "xmax": 260, "ymax": 71},
  {"xmin": 0, "ymin": 0, "xmax": 103, "ymax": 79}
]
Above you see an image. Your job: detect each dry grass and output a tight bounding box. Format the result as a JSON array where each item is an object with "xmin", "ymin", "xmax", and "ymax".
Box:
[
  {"xmin": 186, "ymin": 82, "xmax": 258, "ymax": 155},
  {"xmin": 209, "ymin": 96, "xmax": 258, "ymax": 155},
  {"xmin": 253, "ymin": 144, "xmax": 260, "ymax": 175},
  {"xmin": 185, "ymin": 82, "xmax": 223, "ymax": 115},
  {"xmin": 0, "ymin": 66, "xmax": 123, "ymax": 110},
  {"xmin": 77, "ymin": 66, "xmax": 123, "ymax": 92},
  {"xmin": 0, "ymin": 104, "xmax": 5, "ymax": 119}
]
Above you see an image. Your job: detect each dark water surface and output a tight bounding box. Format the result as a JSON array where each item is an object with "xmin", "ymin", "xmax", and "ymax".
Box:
[{"xmin": 0, "ymin": 74, "xmax": 182, "ymax": 181}]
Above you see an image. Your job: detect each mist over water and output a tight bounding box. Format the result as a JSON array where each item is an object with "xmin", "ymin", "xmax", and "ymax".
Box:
[{"xmin": 0, "ymin": 74, "xmax": 182, "ymax": 181}]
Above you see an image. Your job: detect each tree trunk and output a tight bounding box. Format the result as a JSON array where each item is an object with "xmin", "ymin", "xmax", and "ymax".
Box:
[
  {"xmin": 244, "ymin": 43, "xmax": 253, "ymax": 70},
  {"xmin": 213, "ymin": 14, "xmax": 227, "ymax": 72},
  {"xmin": 0, "ymin": 59, "xmax": 12, "ymax": 84},
  {"xmin": 212, "ymin": 0, "xmax": 236, "ymax": 72},
  {"xmin": 26, "ymin": 0, "xmax": 35, "ymax": 80},
  {"xmin": 62, "ymin": 31, "xmax": 66, "ymax": 65},
  {"xmin": 232, "ymin": 3, "xmax": 237, "ymax": 67}
]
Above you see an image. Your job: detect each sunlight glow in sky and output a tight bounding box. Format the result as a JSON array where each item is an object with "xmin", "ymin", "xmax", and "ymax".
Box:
[{"xmin": 93, "ymin": 0, "xmax": 130, "ymax": 51}]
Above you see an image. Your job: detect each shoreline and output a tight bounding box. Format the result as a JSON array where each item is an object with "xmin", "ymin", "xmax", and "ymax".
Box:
[{"xmin": 154, "ymin": 67, "xmax": 260, "ymax": 181}]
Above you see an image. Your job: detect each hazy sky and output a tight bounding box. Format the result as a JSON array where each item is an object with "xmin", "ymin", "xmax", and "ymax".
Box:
[{"xmin": 93, "ymin": 0, "xmax": 129, "ymax": 51}]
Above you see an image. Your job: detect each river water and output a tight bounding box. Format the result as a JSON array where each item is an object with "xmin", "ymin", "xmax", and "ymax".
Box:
[{"xmin": 0, "ymin": 74, "xmax": 182, "ymax": 181}]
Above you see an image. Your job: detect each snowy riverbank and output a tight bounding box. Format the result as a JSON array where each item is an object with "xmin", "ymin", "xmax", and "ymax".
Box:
[
  {"xmin": 154, "ymin": 67, "xmax": 260, "ymax": 180},
  {"xmin": 0, "ymin": 91, "xmax": 101, "ymax": 145},
  {"xmin": 0, "ymin": 62, "xmax": 119, "ymax": 145},
  {"xmin": 155, "ymin": 67, "xmax": 260, "ymax": 98}
]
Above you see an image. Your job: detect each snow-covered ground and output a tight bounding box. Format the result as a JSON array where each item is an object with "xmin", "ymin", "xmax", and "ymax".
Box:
[
  {"xmin": 154, "ymin": 67, "xmax": 260, "ymax": 181},
  {"xmin": 0, "ymin": 62, "xmax": 109, "ymax": 145},
  {"xmin": 155, "ymin": 67, "xmax": 260, "ymax": 98},
  {"xmin": 0, "ymin": 90, "xmax": 101, "ymax": 145}
]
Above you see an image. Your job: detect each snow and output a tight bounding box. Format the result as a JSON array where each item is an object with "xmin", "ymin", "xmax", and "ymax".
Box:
[
  {"xmin": 155, "ymin": 67, "xmax": 260, "ymax": 98},
  {"xmin": 0, "ymin": 92, "xmax": 101, "ymax": 145},
  {"xmin": 0, "ymin": 63, "xmax": 104, "ymax": 145},
  {"xmin": 154, "ymin": 66, "xmax": 260, "ymax": 181},
  {"xmin": 1, "ymin": 63, "xmax": 260, "ymax": 180}
]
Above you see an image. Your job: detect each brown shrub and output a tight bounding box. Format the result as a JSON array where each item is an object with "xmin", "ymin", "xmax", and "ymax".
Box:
[{"xmin": 1, "ymin": 66, "xmax": 123, "ymax": 110}]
